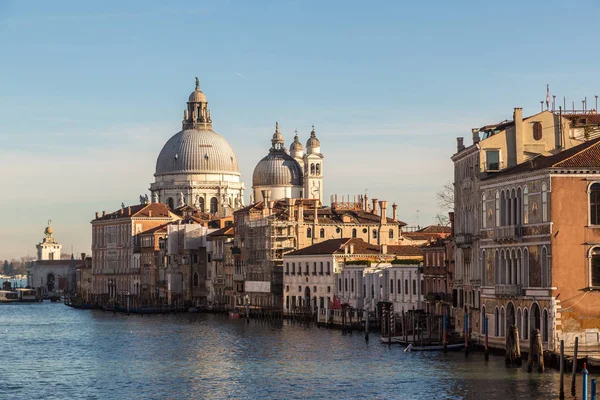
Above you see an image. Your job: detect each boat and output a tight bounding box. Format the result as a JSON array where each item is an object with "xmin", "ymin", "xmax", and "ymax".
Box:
[
  {"xmin": 404, "ymin": 343, "xmax": 465, "ymax": 352},
  {"xmin": 380, "ymin": 336, "xmax": 403, "ymax": 344},
  {"xmin": 14, "ymin": 288, "xmax": 40, "ymax": 302},
  {"xmin": 229, "ymin": 311, "xmax": 243, "ymax": 319},
  {"xmin": 0, "ymin": 290, "xmax": 18, "ymax": 303}
]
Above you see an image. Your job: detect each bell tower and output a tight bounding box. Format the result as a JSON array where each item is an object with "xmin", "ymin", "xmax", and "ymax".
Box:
[
  {"xmin": 36, "ymin": 220, "xmax": 62, "ymax": 261},
  {"xmin": 303, "ymin": 126, "xmax": 324, "ymax": 203}
]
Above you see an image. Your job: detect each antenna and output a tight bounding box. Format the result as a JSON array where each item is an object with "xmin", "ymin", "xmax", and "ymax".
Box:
[
  {"xmin": 595, "ymin": 95, "xmax": 598, "ymax": 112},
  {"xmin": 552, "ymin": 95, "xmax": 556, "ymax": 112},
  {"xmin": 540, "ymin": 101, "xmax": 543, "ymax": 112},
  {"xmin": 416, "ymin": 209, "xmax": 420, "ymax": 228}
]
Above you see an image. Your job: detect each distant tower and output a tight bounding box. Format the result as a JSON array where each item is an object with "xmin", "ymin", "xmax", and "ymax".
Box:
[
  {"xmin": 303, "ymin": 126, "xmax": 324, "ymax": 203},
  {"xmin": 36, "ymin": 220, "xmax": 62, "ymax": 261}
]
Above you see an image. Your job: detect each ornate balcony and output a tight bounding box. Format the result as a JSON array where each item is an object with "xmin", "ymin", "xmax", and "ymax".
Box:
[
  {"xmin": 493, "ymin": 226, "xmax": 522, "ymax": 242},
  {"xmin": 494, "ymin": 284, "xmax": 523, "ymax": 298},
  {"xmin": 455, "ymin": 234, "xmax": 473, "ymax": 246}
]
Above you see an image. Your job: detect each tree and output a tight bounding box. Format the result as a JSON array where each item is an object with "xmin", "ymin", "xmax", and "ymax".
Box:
[
  {"xmin": 2, "ymin": 260, "xmax": 8, "ymax": 275},
  {"xmin": 436, "ymin": 181, "xmax": 454, "ymax": 211}
]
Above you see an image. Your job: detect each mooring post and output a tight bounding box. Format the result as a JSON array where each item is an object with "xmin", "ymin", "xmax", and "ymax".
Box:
[
  {"xmin": 245, "ymin": 296, "xmax": 250, "ymax": 324},
  {"xmin": 325, "ymin": 301, "xmax": 329, "ymax": 328},
  {"xmin": 559, "ymin": 340, "xmax": 565, "ymax": 399},
  {"xmin": 464, "ymin": 313, "xmax": 469, "ymax": 357},
  {"xmin": 484, "ymin": 315, "xmax": 489, "ymax": 361},
  {"xmin": 583, "ymin": 362, "xmax": 589, "ymax": 400},
  {"xmin": 364, "ymin": 308, "xmax": 369, "ymax": 342},
  {"xmin": 317, "ymin": 304, "xmax": 321, "ymax": 326},
  {"xmin": 591, "ymin": 378, "xmax": 597, "ymax": 400},
  {"xmin": 443, "ymin": 312, "xmax": 447, "ymax": 353},
  {"xmin": 388, "ymin": 305, "xmax": 392, "ymax": 345},
  {"xmin": 572, "ymin": 336, "xmax": 579, "ymax": 396}
]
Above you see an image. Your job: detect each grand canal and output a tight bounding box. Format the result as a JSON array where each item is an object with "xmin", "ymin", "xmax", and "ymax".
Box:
[{"xmin": 0, "ymin": 303, "xmax": 585, "ymax": 399}]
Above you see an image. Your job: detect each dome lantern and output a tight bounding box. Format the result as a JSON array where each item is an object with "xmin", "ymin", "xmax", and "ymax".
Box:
[
  {"xmin": 306, "ymin": 125, "xmax": 321, "ymax": 154},
  {"xmin": 271, "ymin": 122, "xmax": 286, "ymax": 152},
  {"xmin": 183, "ymin": 77, "xmax": 211, "ymax": 130}
]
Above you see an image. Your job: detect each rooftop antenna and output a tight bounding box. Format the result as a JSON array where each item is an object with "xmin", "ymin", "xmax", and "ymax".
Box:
[
  {"xmin": 416, "ymin": 209, "xmax": 420, "ymax": 228},
  {"xmin": 540, "ymin": 101, "xmax": 544, "ymax": 113},
  {"xmin": 595, "ymin": 95, "xmax": 598, "ymax": 112},
  {"xmin": 583, "ymin": 100, "xmax": 586, "ymax": 113},
  {"xmin": 552, "ymin": 95, "xmax": 556, "ymax": 112},
  {"xmin": 564, "ymin": 96, "xmax": 566, "ymax": 111}
]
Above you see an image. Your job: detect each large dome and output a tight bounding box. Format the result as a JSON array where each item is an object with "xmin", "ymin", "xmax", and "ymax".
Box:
[
  {"xmin": 253, "ymin": 152, "xmax": 303, "ymax": 187},
  {"xmin": 155, "ymin": 129, "xmax": 240, "ymax": 176}
]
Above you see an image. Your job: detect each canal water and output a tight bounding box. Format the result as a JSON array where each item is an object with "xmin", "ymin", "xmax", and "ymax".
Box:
[{"xmin": 0, "ymin": 303, "xmax": 589, "ymax": 399}]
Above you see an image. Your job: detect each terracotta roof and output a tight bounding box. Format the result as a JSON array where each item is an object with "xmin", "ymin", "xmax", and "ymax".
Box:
[
  {"xmin": 140, "ymin": 223, "xmax": 169, "ymax": 235},
  {"xmin": 417, "ymin": 225, "xmax": 452, "ymax": 234},
  {"xmin": 483, "ymin": 136, "xmax": 600, "ymax": 179},
  {"xmin": 403, "ymin": 232, "xmax": 442, "ymax": 241},
  {"xmin": 207, "ymin": 226, "xmax": 234, "ymax": 237},
  {"xmin": 285, "ymin": 238, "xmax": 351, "ymax": 256},
  {"xmin": 387, "ymin": 245, "xmax": 423, "ymax": 257},
  {"xmin": 94, "ymin": 203, "xmax": 173, "ymax": 221},
  {"xmin": 562, "ymin": 114, "xmax": 600, "ymax": 126},
  {"xmin": 284, "ymin": 238, "xmax": 422, "ymax": 257}
]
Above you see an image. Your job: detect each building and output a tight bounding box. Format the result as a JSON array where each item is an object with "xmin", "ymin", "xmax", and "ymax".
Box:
[
  {"xmin": 422, "ymin": 236, "xmax": 453, "ymax": 316},
  {"xmin": 451, "ymin": 107, "xmax": 585, "ymax": 337},
  {"xmin": 207, "ymin": 225, "xmax": 235, "ymax": 308},
  {"xmin": 234, "ymin": 196, "xmax": 406, "ymax": 310},
  {"xmin": 90, "ymin": 202, "xmax": 179, "ymax": 303},
  {"xmin": 28, "ymin": 221, "xmax": 83, "ymax": 297},
  {"xmin": 478, "ymin": 136, "xmax": 600, "ymax": 352},
  {"xmin": 282, "ymin": 238, "xmax": 422, "ymax": 316},
  {"xmin": 252, "ymin": 123, "xmax": 324, "ymax": 203},
  {"xmin": 150, "ymin": 78, "xmax": 245, "ymax": 215}
]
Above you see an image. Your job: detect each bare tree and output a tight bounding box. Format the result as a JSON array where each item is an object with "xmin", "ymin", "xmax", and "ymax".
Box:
[{"xmin": 436, "ymin": 181, "xmax": 454, "ymax": 211}]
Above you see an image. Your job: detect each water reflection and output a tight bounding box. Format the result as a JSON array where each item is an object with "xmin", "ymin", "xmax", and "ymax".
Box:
[{"xmin": 0, "ymin": 303, "xmax": 585, "ymax": 399}]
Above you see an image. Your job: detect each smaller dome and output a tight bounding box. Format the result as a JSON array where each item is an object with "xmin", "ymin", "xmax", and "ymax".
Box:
[
  {"xmin": 45, "ymin": 226, "xmax": 53, "ymax": 236},
  {"xmin": 189, "ymin": 89, "xmax": 207, "ymax": 103},
  {"xmin": 306, "ymin": 126, "xmax": 320, "ymax": 148},
  {"xmin": 290, "ymin": 133, "xmax": 303, "ymax": 152},
  {"xmin": 253, "ymin": 152, "xmax": 303, "ymax": 187}
]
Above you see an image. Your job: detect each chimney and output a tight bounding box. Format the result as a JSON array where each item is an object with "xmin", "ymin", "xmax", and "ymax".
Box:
[
  {"xmin": 148, "ymin": 210, "xmax": 152, "ymax": 217},
  {"xmin": 95, "ymin": 212, "xmax": 99, "ymax": 219},
  {"xmin": 456, "ymin": 137, "xmax": 464, "ymax": 152},
  {"xmin": 379, "ymin": 200, "xmax": 387, "ymax": 224},
  {"xmin": 381, "ymin": 244, "xmax": 387, "ymax": 254},
  {"xmin": 392, "ymin": 203, "xmax": 398, "ymax": 221},
  {"xmin": 102, "ymin": 211, "xmax": 106, "ymax": 217},
  {"xmin": 81, "ymin": 252, "xmax": 85, "ymax": 260},
  {"xmin": 449, "ymin": 211, "xmax": 455, "ymax": 236},
  {"xmin": 364, "ymin": 193, "xmax": 369, "ymax": 212},
  {"xmin": 287, "ymin": 198, "xmax": 294, "ymax": 221},
  {"xmin": 472, "ymin": 128, "xmax": 480, "ymax": 144},
  {"xmin": 268, "ymin": 201, "xmax": 274, "ymax": 216},
  {"xmin": 514, "ymin": 107, "xmax": 524, "ymax": 165},
  {"xmin": 120, "ymin": 208, "xmax": 124, "ymax": 215},
  {"xmin": 127, "ymin": 206, "xmax": 131, "ymax": 215},
  {"xmin": 349, "ymin": 243, "xmax": 354, "ymax": 254},
  {"xmin": 372, "ymin": 198, "xmax": 378, "ymax": 215}
]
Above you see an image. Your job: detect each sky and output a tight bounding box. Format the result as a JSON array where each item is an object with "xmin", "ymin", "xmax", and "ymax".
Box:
[{"xmin": 1, "ymin": 0, "xmax": 600, "ymax": 260}]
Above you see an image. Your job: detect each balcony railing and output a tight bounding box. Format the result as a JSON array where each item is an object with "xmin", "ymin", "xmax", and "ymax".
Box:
[
  {"xmin": 494, "ymin": 284, "xmax": 523, "ymax": 298},
  {"xmin": 455, "ymin": 234, "xmax": 473, "ymax": 246},
  {"xmin": 494, "ymin": 225, "xmax": 523, "ymax": 242}
]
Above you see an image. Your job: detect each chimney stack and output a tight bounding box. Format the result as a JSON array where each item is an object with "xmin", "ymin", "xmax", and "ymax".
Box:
[
  {"xmin": 456, "ymin": 137, "xmax": 464, "ymax": 152},
  {"xmin": 472, "ymin": 128, "xmax": 480, "ymax": 144},
  {"xmin": 148, "ymin": 210, "xmax": 152, "ymax": 217},
  {"xmin": 95, "ymin": 212, "xmax": 99, "ymax": 219},
  {"xmin": 102, "ymin": 211, "xmax": 106, "ymax": 217},
  {"xmin": 379, "ymin": 200, "xmax": 388, "ymax": 224},
  {"xmin": 381, "ymin": 244, "xmax": 387, "ymax": 254},
  {"xmin": 287, "ymin": 198, "xmax": 294, "ymax": 221},
  {"xmin": 364, "ymin": 193, "xmax": 369, "ymax": 212},
  {"xmin": 297, "ymin": 200, "xmax": 304, "ymax": 222},
  {"xmin": 372, "ymin": 199, "xmax": 378, "ymax": 215},
  {"xmin": 81, "ymin": 252, "xmax": 85, "ymax": 260},
  {"xmin": 392, "ymin": 203, "xmax": 398, "ymax": 221},
  {"xmin": 349, "ymin": 243, "xmax": 354, "ymax": 254},
  {"xmin": 127, "ymin": 206, "xmax": 131, "ymax": 215}
]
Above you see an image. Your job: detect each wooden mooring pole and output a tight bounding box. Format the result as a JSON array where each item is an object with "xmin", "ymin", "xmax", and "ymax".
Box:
[
  {"xmin": 364, "ymin": 308, "xmax": 369, "ymax": 342},
  {"xmin": 559, "ymin": 339, "xmax": 564, "ymax": 400},
  {"xmin": 571, "ymin": 336, "xmax": 579, "ymax": 396},
  {"xmin": 484, "ymin": 315, "xmax": 489, "ymax": 361}
]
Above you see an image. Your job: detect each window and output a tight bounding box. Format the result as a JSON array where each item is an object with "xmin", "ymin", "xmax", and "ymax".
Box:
[
  {"xmin": 486, "ymin": 150, "xmax": 500, "ymax": 171},
  {"xmin": 312, "ymin": 262, "xmax": 316, "ymax": 275},
  {"xmin": 541, "ymin": 247, "xmax": 549, "ymax": 287},
  {"xmin": 338, "ymin": 279, "xmax": 342, "ymax": 291},
  {"xmin": 523, "ymin": 308, "xmax": 529, "ymax": 340},
  {"xmin": 390, "ymin": 279, "xmax": 394, "ymax": 294},
  {"xmin": 533, "ymin": 122, "xmax": 543, "ymax": 141},
  {"xmin": 405, "ymin": 280, "xmax": 408, "ymax": 294},
  {"xmin": 523, "ymin": 186, "xmax": 529, "ymax": 224},
  {"xmin": 542, "ymin": 182, "xmax": 548, "ymax": 222},
  {"xmin": 482, "ymin": 193, "xmax": 487, "ymax": 229},
  {"xmin": 389, "ymin": 229, "xmax": 394, "ymax": 239},
  {"xmin": 397, "ymin": 279, "xmax": 401, "ymax": 294},
  {"xmin": 590, "ymin": 183, "xmax": 600, "ymax": 225},
  {"xmin": 320, "ymin": 228, "xmax": 325, "ymax": 238},
  {"xmin": 198, "ymin": 197, "xmax": 205, "ymax": 212},
  {"xmin": 298, "ymin": 286, "xmax": 301, "ymax": 292},
  {"xmin": 326, "ymin": 262, "xmax": 331, "ymax": 275},
  {"xmin": 372, "ymin": 229, "xmax": 377, "ymax": 239},
  {"xmin": 319, "ymin": 262, "xmax": 323, "ymax": 275},
  {"xmin": 167, "ymin": 197, "xmax": 174, "ymax": 210},
  {"xmin": 345, "ymin": 279, "xmax": 348, "ymax": 292},
  {"xmin": 307, "ymin": 228, "xmax": 312, "ymax": 238},
  {"xmin": 193, "ymin": 273, "xmax": 199, "ymax": 287},
  {"xmin": 495, "ymin": 190, "xmax": 500, "ymax": 226},
  {"xmin": 352, "ymin": 228, "xmax": 357, "ymax": 238},
  {"xmin": 305, "ymin": 262, "xmax": 309, "ymax": 275},
  {"xmin": 292, "ymin": 262, "xmax": 295, "ymax": 275},
  {"xmin": 591, "ymin": 248, "xmax": 600, "ymax": 287},
  {"xmin": 412, "ymin": 280, "xmax": 416, "ymax": 295},
  {"xmin": 327, "ymin": 286, "xmax": 331, "ymax": 293},
  {"xmin": 351, "ymin": 278, "xmax": 354, "ymax": 292},
  {"xmin": 210, "ymin": 197, "xmax": 218, "ymax": 213},
  {"xmin": 285, "ymin": 263, "xmax": 289, "ymax": 275}
]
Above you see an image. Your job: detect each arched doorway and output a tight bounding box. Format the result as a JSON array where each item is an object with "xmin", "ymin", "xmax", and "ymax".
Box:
[
  {"xmin": 47, "ymin": 273, "xmax": 55, "ymax": 292},
  {"xmin": 304, "ymin": 287, "xmax": 311, "ymax": 311},
  {"xmin": 506, "ymin": 302, "xmax": 515, "ymax": 328},
  {"xmin": 542, "ymin": 309, "xmax": 549, "ymax": 342},
  {"xmin": 198, "ymin": 197, "xmax": 205, "ymax": 212},
  {"xmin": 530, "ymin": 303, "xmax": 541, "ymax": 335}
]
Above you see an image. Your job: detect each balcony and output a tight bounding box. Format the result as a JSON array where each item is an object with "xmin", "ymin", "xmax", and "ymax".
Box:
[
  {"xmin": 494, "ymin": 225, "xmax": 522, "ymax": 242},
  {"xmin": 425, "ymin": 292, "xmax": 453, "ymax": 303},
  {"xmin": 494, "ymin": 284, "xmax": 523, "ymax": 298},
  {"xmin": 233, "ymin": 273, "xmax": 244, "ymax": 281},
  {"xmin": 455, "ymin": 234, "xmax": 473, "ymax": 246}
]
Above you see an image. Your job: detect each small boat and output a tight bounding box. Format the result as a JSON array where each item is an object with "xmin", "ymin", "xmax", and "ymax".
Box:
[
  {"xmin": 405, "ymin": 343, "xmax": 465, "ymax": 352},
  {"xmin": 14, "ymin": 288, "xmax": 40, "ymax": 303},
  {"xmin": 0, "ymin": 290, "xmax": 18, "ymax": 303},
  {"xmin": 229, "ymin": 311, "xmax": 243, "ymax": 319},
  {"xmin": 380, "ymin": 336, "xmax": 403, "ymax": 344}
]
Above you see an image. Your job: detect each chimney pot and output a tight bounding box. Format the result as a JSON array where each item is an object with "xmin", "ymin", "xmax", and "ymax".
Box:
[
  {"xmin": 372, "ymin": 198, "xmax": 378, "ymax": 214},
  {"xmin": 148, "ymin": 210, "xmax": 152, "ymax": 217},
  {"xmin": 392, "ymin": 203, "xmax": 398, "ymax": 222},
  {"xmin": 472, "ymin": 128, "xmax": 480, "ymax": 144},
  {"xmin": 95, "ymin": 212, "xmax": 99, "ymax": 219},
  {"xmin": 81, "ymin": 252, "xmax": 85, "ymax": 260},
  {"xmin": 457, "ymin": 137, "xmax": 464, "ymax": 152},
  {"xmin": 102, "ymin": 211, "xmax": 106, "ymax": 217}
]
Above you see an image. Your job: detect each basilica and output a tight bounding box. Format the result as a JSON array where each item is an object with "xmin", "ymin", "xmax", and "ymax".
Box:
[{"xmin": 149, "ymin": 78, "xmax": 323, "ymax": 213}]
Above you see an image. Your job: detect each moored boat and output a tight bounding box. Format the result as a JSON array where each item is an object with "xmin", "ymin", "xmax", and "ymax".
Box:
[
  {"xmin": 404, "ymin": 343, "xmax": 465, "ymax": 352},
  {"xmin": 0, "ymin": 290, "xmax": 18, "ymax": 303}
]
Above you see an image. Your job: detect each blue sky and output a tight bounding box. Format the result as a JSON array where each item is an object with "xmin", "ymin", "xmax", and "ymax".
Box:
[{"xmin": 1, "ymin": 0, "xmax": 600, "ymax": 259}]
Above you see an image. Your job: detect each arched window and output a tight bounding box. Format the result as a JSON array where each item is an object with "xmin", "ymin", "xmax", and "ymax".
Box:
[
  {"xmin": 390, "ymin": 279, "xmax": 394, "ymax": 294},
  {"xmin": 405, "ymin": 280, "xmax": 409, "ymax": 294},
  {"xmin": 590, "ymin": 247, "xmax": 600, "ymax": 287},
  {"xmin": 316, "ymin": 164, "xmax": 320, "ymax": 175},
  {"xmin": 482, "ymin": 193, "xmax": 487, "ymax": 229},
  {"xmin": 542, "ymin": 309, "xmax": 549, "ymax": 342},
  {"xmin": 307, "ymin": 228, "xmax": 312, "ymax": 238},
  {"xmin": 198, "ymin": 197, "xmax": 205, "ymax": 212},
  {"xmin": 193, "ymin": 272, "xmax": 199, "ymax": 287},
  {"xmin": 500, "ymin": 190, "xmax": 506, "ymax": 226},
  {"xmin": 352, "ymin": 228, "xmax": 357, "ymax": 238},
  {"xmin": 344, "ymin": 278, "xmax": 348, "ymax": 292},
  {"xmin": 481, "ymin": 250, "xmax": 486, "ymax": 285},
  {"xmin": 310, "ymin": 163, "xmax": 315, "ymax": 175},
  {"xmin": 533, "ymin": 121, "xmax": 543, "ymax": 141},
  {"xmin": 523, "ymin": 308, "xmax": 529, "ymax": 340},
  {"xmin": 500, "ymin": 307, "xmax": 505, "ymax": 337},
  {"xmin": 319, "ymin": 228, "xmax": 325, "ymax": 238},
  {"xmin": 516, "ymin": 187, "xmax": 522, "ymax": 225},
  {"xmin": 167, "ymin": 197, "xmax": 174, "ymax": 210},
  {"xmin": 210, "ymin": 197, "xmax": 218, "ymax": 213},
  {"xmin": 523, "ymin": 186, "xmax": 529, "ymax": 224},
  {"xmin": 494, "ymin": 307, "xmax": 499, "ymax": 336},
  {"xmin": 541, "ymin": 182, "xmax": 548, "ymax": 222},
  {"xmin": 389, "ymin": 229, "xmax": 394, "ymax": 239},
  {"xmin": 590, "ymin": 183, "xmax": 600, "ymax": 225},
  {"xmin": 351, "ymin": 278, "xmax": 354, "ymax": 292},
  {"xmin": 412, "ymin": 279, "xmax": 416, "ymax": 295},
  {"xmin": 495, "ymin": 191, "xmax": 500, "ymax": 226},
  {"xmin": 397, "ymin": 279, "xmax": 401, "ymax": 294}
]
